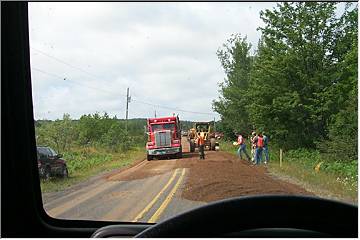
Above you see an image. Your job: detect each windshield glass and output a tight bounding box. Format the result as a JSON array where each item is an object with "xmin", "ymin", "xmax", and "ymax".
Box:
[
  {"xmin": 151, "ymin": 124, "xmax": 163, "ymax": 132},
  {"xmin": 163, "ymin": 123, "xmax": 175, "ymax": 130},
  {"xmin": 49, "ymin": 148, "xmax": 57, "ymax": 157},
  {"xmin": 196, "ymin": 124, "xmax": 209, "ymax": 132},
  {"xmin": 29, "ymin": 2, "xmax": 358, "ymax": 224}
]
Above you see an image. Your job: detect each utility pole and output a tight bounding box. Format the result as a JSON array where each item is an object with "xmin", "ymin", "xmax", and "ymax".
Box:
[
  {"xmin": 125, "ymin": 87, "xmax": 130, "ymax": 132},
  {"xmin": 154, "ymin": 110, "xmax": 157, "ymax": 118}
]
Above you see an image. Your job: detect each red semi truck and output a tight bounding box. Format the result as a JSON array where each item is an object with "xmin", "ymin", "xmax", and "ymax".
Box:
[{"xmin": 146, "ymin": 116, "xmax": 182, "ymax": 160}]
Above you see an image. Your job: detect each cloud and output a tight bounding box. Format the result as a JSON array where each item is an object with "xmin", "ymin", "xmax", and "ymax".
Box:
[{"xmin": 28, "ymin": 2, "xmax": 276, "ymax": 121}]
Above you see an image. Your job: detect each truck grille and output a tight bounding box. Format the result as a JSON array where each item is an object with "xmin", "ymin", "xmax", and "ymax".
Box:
[{"xmin": 155, "ymin": 130, "xmax": 171, "ymax": 147}]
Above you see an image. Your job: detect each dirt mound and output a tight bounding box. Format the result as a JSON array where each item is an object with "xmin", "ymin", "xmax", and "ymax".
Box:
[
  {"xmin": 180, "ymin": 151, "xmax": 313, "ymax": 202},
  {"xmin": 106, "ymin": 147, "xmax": 312, "ymax": 203}
]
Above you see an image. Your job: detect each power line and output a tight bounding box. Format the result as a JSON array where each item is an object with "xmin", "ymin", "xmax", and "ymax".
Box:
[
  {"xmin": 30, "ymin": 47, "xmax": 102, "ymax": 81},
  {"xmin": 31, "ymin": 66, "xmax": 217, "ymax": 116},
  {"xmin": 30, "ymin": 48, "xmax": 217, "ymax": 116},
  {"xmin": 31, "ymin": 67, "xmax": 119, "ymax": 96},
  {"xmin": 131, "ymin": 98, "xmax": 215, "ymax": 116},
  {"xmin": 31, "ymin": 67, "xmax": 64, "ymax": 79}
]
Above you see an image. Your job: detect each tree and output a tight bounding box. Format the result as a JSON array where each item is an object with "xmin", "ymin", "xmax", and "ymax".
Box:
[
  {"xmin": 35, "ymin": 113, "xmax": 77, "ymax": 152},
  {"xmin": 213, "ymin": 2, "xmax": 357, "ymax": 154},
  {"xmin": 248, "ymin": 2, "xmax": 342, "ymax": 149},
  {"xmin": 318, "ymin": 5, "xmax": 358, "ymax": 161},
  {"xmin": 213, "ymin": 34, "xmax": 254, "ymax": 137}
]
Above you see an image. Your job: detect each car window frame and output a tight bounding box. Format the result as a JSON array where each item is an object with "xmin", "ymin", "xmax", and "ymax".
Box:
[{"xmin": 3, "ymin": 2, "xmax": 153, "ymax": 237}]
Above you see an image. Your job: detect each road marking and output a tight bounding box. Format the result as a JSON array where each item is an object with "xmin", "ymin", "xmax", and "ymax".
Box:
[
  {"xmin": 132, "ymin": 169, "xmax": 179, "ymax": 222},
  {"xmin": 148, "ymin": 168, "xmax": 186, "ymax": 223},
  {"xmin": 46, "ymin": 180, "xmax": 119, "ymax": 217}
]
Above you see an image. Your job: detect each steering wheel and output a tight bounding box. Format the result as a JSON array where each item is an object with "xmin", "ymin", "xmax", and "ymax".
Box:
[{"xmin": 93, "ymin": 195, "xmax": 357, "ymax": 237}]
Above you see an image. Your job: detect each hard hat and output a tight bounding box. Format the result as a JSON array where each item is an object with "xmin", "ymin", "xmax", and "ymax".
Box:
[{"xmin": 252, "ymin": 131, "xmax": 256, "ymax": 136}]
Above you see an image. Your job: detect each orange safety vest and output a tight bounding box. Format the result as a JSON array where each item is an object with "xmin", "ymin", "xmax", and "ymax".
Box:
[
  {"xmin": 198, "ymin": 136, "xmax": 205, "ymax": 145},
  {"xmin": 257, "ymin": 136, "xmax": 264, "ymax": 148}
]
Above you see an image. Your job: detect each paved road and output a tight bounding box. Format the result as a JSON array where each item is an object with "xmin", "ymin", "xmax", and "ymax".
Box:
[
  {"xmin": 43, "ymin": 136, "xmax": 313, "ymax": 222},
  {"xmin": 43, "ymin": 137, "xmax": 205, "ymax": 223}
]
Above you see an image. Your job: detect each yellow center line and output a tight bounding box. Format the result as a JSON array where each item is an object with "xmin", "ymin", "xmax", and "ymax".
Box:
[
  {"xmin": 132, "ymin": 168, "xmax": 179, "ymax": 222},
  {"xmin": 148, "ymin": 168, "xmax": 186, "ymax": 223}
]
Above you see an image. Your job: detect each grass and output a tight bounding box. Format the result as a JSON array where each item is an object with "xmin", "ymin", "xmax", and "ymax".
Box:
[
  {"xmin": 219, "ymin": 140, "xmax": 358, "ymax": 204},
  {"xmin": 268, "ymin": 161, "xmax": 357, "ymax": 204},
  {"xmin": 40, "ymin": 146, "xmax": 145, "ymax": 193}
]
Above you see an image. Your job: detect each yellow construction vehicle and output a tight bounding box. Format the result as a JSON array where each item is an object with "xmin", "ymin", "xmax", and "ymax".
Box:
[{"xmin": 187, "ymin": 122, "xmax": 218, "ymax": 152}]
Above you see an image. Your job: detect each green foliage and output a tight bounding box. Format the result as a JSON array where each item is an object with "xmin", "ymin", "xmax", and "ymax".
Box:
[
  {"xmin": 213, "ymin": 3, "xmax": 357, "ymax": 157},
  {"xmin": 64, "ymin": 148, "xmax": 113, "ymax": 174},
  {"xmin": 36, "ymin": 113, "xmax": 78, "ymax": 152},
  {"xmin": 213, "ymin": 34, "xmax": 254, "ymax": 137},
  {"xmin": 35, "ymin": 113, "xmax": 147, "ymax": 153},
  {"xmin": 35, "ymin": 113, "xmax": 148, "ymax": 189},
  {"xmin": 285, "ymin": 148, "xmax": 357, "ymax": 188}
]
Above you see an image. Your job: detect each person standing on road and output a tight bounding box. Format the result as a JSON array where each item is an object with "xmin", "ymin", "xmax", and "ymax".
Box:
[
  {"xmin": 254, "ymin": 132, "xmax": 264, "ymax": 165},
  {"xmin": 262, "ymin": 132, "xmax": 269, "ymax": 164},
  {"xmin": 197, "ymin": 132, "xmax": 205, "ymax": 160},
  {"xmin": 250, "ymin": 131, "xmax": 257, "ymax": 163},
  {"xmin": 237, "ymin": 133, "xmax": 251, "ymax": 161}
]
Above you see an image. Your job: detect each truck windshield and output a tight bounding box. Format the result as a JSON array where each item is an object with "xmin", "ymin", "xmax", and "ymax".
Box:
[
  {"xmin": 151, "ymin": 124, "xmax": 163, "ymax": 132},
  {"xmin": 196, "ymin": 124, "xmax": 209, "ymax": 132},
  {"xmin": 151, "ymin": 123, "xmax": 175, "ymax": 132},
  {"xmin": 163, "ymin": 123, "xmax": 175, "ymax": 130}
]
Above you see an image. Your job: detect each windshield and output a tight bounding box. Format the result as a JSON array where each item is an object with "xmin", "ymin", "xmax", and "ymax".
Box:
[
  {"xmin": 151, "ymin": 123, "xmax": 175, "ymax": 132},
  {"xmin": 29, "ymin": 2, "xmax": 357, "ymax": 224},
  {"xmin": 151, "ymin": 124, "xmax": 163, "ymax": 132},
  {"xmin": 196, "ymin": 124, "xmax": 209, "ymax": 132},
  {"xmin": 163, "ymin": 123, "xmax": 175, "ymax": 130},
  {"xmin": 49, "ymin": 148, "xmax": 57, "ymax": 157}
]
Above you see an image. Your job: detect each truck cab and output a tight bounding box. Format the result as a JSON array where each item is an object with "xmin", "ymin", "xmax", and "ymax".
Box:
[{"xmin": 146, "ymin": 116, "xmax": 182, "ymax": 160}]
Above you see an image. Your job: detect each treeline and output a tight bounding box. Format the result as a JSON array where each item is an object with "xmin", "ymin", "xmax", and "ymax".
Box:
[
  {"xmin": 35, "ymin": 113, "xmax": 147, "ymax": 153},
  {"xmin": 213, "ymin": 2, "xmax": 357, "ymax": 162}
]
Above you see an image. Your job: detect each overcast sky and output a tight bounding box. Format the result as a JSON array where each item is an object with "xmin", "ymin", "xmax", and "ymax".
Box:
[{"xmin": 29, "ymin": 2, "xmax": 278, "ymax": 121}]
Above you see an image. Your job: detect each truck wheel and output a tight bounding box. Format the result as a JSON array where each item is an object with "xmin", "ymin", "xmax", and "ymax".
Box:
[
  {"xmin": 147, "ymin": 154, "xmax": 153, "ymax": 161},
  {"xmin": 190, "ymin": 140, "xmax": 195, "ymax": 153},
  {"xmin": 176, "ymin": 151, "xmax": 182, "ymax": 159},
  {"xmin": 210, "ymin": 138, "xmax": 216, "ymax": 151},
  {"xmin": 62, "ymin": 166, "xmax": 69, "ymax": 178}
]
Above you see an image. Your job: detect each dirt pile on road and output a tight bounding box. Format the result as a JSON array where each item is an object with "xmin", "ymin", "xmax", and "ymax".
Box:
[
  {"xmin": 106, "ymin": 149, "xmax": 313, "ymax": 203},
  {"xmin": 180, "ymin": 151, "xmax": 313, "ymax": 202}
]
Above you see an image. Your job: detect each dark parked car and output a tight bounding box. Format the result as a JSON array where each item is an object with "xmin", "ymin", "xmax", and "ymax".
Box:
[{"xmin": 37, "ymin": 146, "xmax": 68, "ymax": 179}]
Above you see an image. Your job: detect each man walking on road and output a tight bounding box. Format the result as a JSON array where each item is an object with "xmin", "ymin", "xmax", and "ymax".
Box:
[
  {"xmin": 237, "ymin": 133, "xmax": 251, "ymax": 161},
  {"xmin": 197, "ymin": 132, "xmax": 205, "ymax": 159},
  {"xmin": 262, "ymin": 132, "xmax": 269, "ymax": 164},
  {"xmin": 254, "ymin": 132, "xmax": 264, "ymax": 165}
]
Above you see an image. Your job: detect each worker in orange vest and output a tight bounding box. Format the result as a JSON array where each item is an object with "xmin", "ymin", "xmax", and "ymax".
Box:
[
  {"xmin": 254, "ymin": 132, "xmax": 264, "ymax": 165},
  {"xmin": 197, "ymin": 133, "xmax": 205, "ymax": 159}
]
